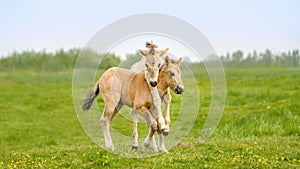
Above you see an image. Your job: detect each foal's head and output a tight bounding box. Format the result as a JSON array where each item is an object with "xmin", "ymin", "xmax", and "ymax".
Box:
[
  {"xmin": 160, "ymin": 56, "xmax": 184, "ymax": 94},
  {"xmin": 139, "ymin": 41, "xmax": 169, "ymax": 87}
]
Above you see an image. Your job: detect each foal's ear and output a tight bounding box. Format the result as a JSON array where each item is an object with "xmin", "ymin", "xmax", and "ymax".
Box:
[
  {"xmin": 160, "ymin": 48, "xmax": 169, "ymax": 56},
  {"xmin": 176, "ymin": 57, "xmax": 183, "ymax": 65},
  {"xmin": 165, "ymin": 55, "xmax": 171, "ymax": 66},
  {"xmin": 139, "ymin": 49, "xmax": 147, "ymax": 56}
]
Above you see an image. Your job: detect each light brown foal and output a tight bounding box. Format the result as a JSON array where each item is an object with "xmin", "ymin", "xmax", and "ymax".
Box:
[{"xmin": 82, "ymin": 56, "xmax": 184, "ymax": 152}]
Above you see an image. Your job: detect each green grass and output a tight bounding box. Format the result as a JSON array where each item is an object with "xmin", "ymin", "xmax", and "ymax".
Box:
[{"xmin": 0, "ymin": 67, "xmax": 300, "ymax": 168}]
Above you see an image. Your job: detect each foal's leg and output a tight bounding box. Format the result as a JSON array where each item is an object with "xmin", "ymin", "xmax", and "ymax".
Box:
[
  {"xmin": 157, "ymin": 133, "xmax": 169, "ymax": 153},
  {"xmin": 149, "ymin": 135, "xmax": 158, "ymax": 152},
  {"xmin": 134, "ymin": 106, "xmax": 160, "ymax": 152},
  {"xmin": 141, "ymin": 127, "xmax": 156, "ymax": 153},
  {"xmin": 132, "ymin": 110, "xmax": 157, "ymax": 151},
  {"xmin": 132, "ymin": 110, "xmax": 139, "ymax": 150},
  {"xmin": 163, "ymin": 89, "xmax": 171, "ymax": 133},
  {"xmin": 132, "ymin": 110, "xmax": 158, "ymax": 151},
  {"xmin": 134, "ymin": 106, "xmax": 158, "ymax": 131},
  {"xmin": 149, "ymin": 87, "xmax": 168, "ymax": 135},
  {"xmin": 100, "ymin": 103, "xmax": 122, "ymax": 151}
]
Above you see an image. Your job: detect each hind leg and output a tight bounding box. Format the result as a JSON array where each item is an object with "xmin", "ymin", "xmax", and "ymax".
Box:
[
  {"xmin": 100, "ymin": 102, "xmax": 122, "ymax": 151},
  {"xmin": 100, "ymin": 106, "xmax": 114, "ymax": 150},
  {"xmin": 132, "ymin": 110, "xmax": 139, "ymax": 150}
]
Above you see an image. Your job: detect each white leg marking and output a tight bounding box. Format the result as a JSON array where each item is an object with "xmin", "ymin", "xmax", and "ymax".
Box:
[
  {"xmin": 158, "ymin": 133, "xmax": 169, "ymax": 153},
  {"xmin": 150, "ymin": 136, "xmax": 158, "ymax": 152},
  {"xmin": 141, "ymin": 128, "xmax": 155, "ymax": 153},
  {"xmin": 100, "ymin": 117, "xmax": 114, "ymax": 150},
  {"xmin": 132, "ymin": 110, "xmax": 139, "ymax": 150}
]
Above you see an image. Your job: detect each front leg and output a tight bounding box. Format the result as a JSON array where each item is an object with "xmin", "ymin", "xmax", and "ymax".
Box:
[
  {"xmin": 163, "ymin": 89, "xmax": 171, "ymax": 132},
  {"xmin": 157, "ymin": 133, "xmax": 169, "ymax": 153},
  {"xmin": 141, "ymin": 127, "xmax": 156, "ymax": 153},
  {"xmin": 132, "ymin": 109, "xmax": 158, "ymax": 151},
  {"xmin": 134, "ymin": 106, "xmax": 158, "ymax": 131},
  {"xmin": 149, "ymin": 87, "xmax": 168, "ymax": 135},
  {"xmin": 150, "ymin": 136, "xmax": 158, "ymax": 152}
]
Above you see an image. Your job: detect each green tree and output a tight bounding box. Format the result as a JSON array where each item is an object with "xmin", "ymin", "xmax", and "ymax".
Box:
[
  {"xmin": 260, "ymin": 49, "xmax": 273, "ymax": 66},
  {"xmin": 232, "ymin": 50, "xmax": 243, "ymax": 65},
  {"xmin": 99, "ymin": 53, "xmax": 121, "ymax": 69},
  {"xmin": 291, "ymin": 50, "xmax": 300, "ymax": 66},
  {"xmin": 120, "ymin": 51, "xmax": 142, "ymax": 69}
]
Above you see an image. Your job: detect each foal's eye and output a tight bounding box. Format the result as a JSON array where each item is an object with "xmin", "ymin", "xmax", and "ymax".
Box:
[
  {"xmin": 158, "ymin": 63, "xmax": 161, "ymax": 68},
  {"xmin": 145, "ymin": 63, "xmax": 149, "ymax": 68},
  {"xmin": 169, "ymin": 71, "xmax": 175, "ymax": 76}
]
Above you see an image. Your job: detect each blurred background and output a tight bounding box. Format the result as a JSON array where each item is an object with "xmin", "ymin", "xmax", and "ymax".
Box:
[{"xmin": 0, "ymin": 0, "xmax": 299, "ymax": 168}]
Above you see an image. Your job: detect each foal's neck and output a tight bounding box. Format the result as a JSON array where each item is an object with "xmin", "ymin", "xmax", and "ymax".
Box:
[{"xmin": 157, "ymin": 71, "xmax": 169, "ymax": 95}]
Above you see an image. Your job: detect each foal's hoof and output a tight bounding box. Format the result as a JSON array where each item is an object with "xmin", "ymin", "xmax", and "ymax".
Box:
[
  {"xmin": 162, "ymin": 129, "xmax": 169, "ymax": 136},
  {"xmin": 132, "ymin": 146, "xmax": 138, "ymax": 151},
  {"xmin": 161, "ymin": 149, "xmax": 169, "ymax": 153}
]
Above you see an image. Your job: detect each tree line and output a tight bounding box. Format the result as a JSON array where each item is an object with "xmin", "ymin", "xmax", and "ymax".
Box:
[
  {"xmin": 220, "ymin": 49, "xmax": 300, "ymax": 67},
  {"xmin": 0, "ymin": 49, "xmax": 121, "ymax": 71},
  {"xmin": 0, "ymin": 48, "xmax": 299, "ymax": 71}
]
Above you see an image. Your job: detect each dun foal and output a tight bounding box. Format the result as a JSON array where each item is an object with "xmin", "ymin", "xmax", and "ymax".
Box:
[
  {"xmin": 82, "ymin": 56, "xmax": 184, "ymax": 152},
  {"xmin": 131, "ymin": 42, "xmax": 172, "ymax": 150}
]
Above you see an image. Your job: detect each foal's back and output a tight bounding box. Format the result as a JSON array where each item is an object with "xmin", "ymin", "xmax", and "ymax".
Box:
[{"xmin": 98, "ymin": 67, "xmax": 151, "ymax": 108}]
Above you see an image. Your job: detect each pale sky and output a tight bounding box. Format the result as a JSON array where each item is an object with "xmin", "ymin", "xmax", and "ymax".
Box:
[{"xmin": 1, "ymin": 0, "xmax": 299, "ymax": 58}]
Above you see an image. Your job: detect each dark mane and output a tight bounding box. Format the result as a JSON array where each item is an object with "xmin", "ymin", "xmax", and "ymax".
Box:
[
  {"xmin": 159, "ymin": 58, "xmax": 178, "ymax": 72},
  {"xmin": 145, "ymin": 41, "xmax": 158, "ymax": 55},
  {"xmin": 170, "ymin": 59, "xmax": 177, "ymax": 63},
  {"xmin": 146, "ymin": 41, "xmax": 158, "ymax": 49}
]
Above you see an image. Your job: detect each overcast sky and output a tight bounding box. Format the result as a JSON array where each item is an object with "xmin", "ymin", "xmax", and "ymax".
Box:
[{"xmin": 1, "ymin": 0, "xmax": 299, "ymax": 57}]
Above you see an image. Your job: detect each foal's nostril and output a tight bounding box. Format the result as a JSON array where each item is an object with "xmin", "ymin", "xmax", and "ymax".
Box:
[
  {"xmin": 175, "ymin": 86, "xmax": 184, "ymax": 94},
  {"xmin": 150, "ymin": 81, "xmax": 157, "ymax": 87}
]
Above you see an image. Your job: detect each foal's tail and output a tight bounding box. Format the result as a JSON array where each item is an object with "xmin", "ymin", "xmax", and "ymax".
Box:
[{"xmin": 82, "ymin": 82, "xmax": 100, "ymax": 111}]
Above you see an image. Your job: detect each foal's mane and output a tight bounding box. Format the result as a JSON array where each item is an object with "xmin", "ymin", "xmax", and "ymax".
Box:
[
  {"xmin": 146, "ymin": 41, "xmax": 158, "ymax": 49},
  {"xmin": 146, "ymin": 41, "xmax": 158, "ymax": 55},
  {"xmin": 169, "ymin": 59, "xmax": 178, "ymax": 64},
  {"xmin": 159, "ymin": 58, "xmax": 178, "ymax": 72}
]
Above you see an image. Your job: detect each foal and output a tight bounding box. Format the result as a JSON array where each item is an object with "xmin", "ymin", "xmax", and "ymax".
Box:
[
  {"xmin": 131, "ymin": 42, "xmax": 172, "ymax": 150},
  {"xmin": 82, "ymin": 56, "xmax": 184, "ymax": 152}
]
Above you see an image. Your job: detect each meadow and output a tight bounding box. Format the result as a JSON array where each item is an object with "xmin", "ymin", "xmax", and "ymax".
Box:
[{"xmin": 0, "ymin": 66, "xmax": 299, "ymax": 168}]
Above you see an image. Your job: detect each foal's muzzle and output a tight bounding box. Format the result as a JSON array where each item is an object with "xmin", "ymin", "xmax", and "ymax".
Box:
[
  {"xmin": 175, "ymin": 86, "xmax": 184, "ymax": 94},
  {"xmin": 150, "ymin": 81, "xmax": 157, "ymax": 87}
]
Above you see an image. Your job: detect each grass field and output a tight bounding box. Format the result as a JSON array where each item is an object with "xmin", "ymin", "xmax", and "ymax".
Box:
[{"xmin": 0, "ymin": 67, "xmax": 299, "ymax": 168}]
